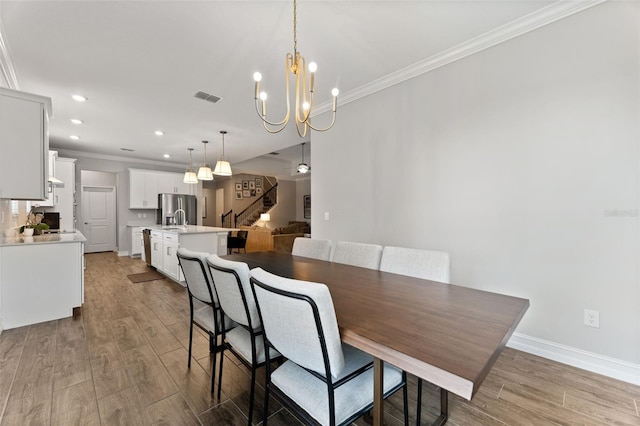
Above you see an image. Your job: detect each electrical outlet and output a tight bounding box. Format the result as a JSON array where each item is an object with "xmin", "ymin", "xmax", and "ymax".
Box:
[{"xmin": 584, "ymin": 309, "xmax": 600, "ymax": 328}]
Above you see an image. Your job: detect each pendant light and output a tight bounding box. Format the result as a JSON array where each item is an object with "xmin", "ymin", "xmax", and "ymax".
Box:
[
  {"xmin": 183, "ymin": 148, "xmax": 198, "ymax": 184},
  {"xmin": 297, "ymin": 142, "xmax": 310, "ymax": 174},
  {"xmin": 213, "ymin": 130, "xmax": 232, "ymax": 176},
  {"xmin": 197, "ymin": 141, "xmax": 214, "ymax": 181}
]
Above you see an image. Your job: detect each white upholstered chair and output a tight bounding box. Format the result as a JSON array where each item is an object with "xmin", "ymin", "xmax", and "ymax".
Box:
[
  {"xmin": 249, "ymin": 267, "xmax": 408, "ymax": 426},
  {"xmin": 379, "ymin": 246, "xmax": 450, "ymax": 283},
  {"xmin": 379, "ymin": 245, "xmax": 451, "ymax": 425},
  {"xmin": 206, "ymin": 255, "xmax": 281, "ymax": 425},
  {"xmin": 331, "ymin": 241, "xmax": 383, "ymax": 270},
  {"xmin": 176, "ymin": 248, "xmax": 234, "ymax": 394},
  {"xmin": 291, "ymin": 237, "xmax": 332, "ymax": 261}
]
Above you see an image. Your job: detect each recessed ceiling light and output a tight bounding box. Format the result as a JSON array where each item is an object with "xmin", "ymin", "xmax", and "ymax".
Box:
[
  {"xmin": 70, "ymin": 135, "xmax": 80, "ymax": 140},
  {"xmin": 155, "ymin": 130, "xmax": 164, "ymax": 136},
  {"xmin": 70, "ymin": 119, "xmax": 83, "ymax": 125},
  {"xmin": 71, "ymin": 94, "xmax": 87, "ymax": 102},
  {"xmin": 163, "ymin": 154, "xmax": 170, "ymax": 158}
]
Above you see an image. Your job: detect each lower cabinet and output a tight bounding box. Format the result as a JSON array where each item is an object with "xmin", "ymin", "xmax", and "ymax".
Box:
[
  {"xmin": 0, "ymin": 241, "xmax": 84, "ymax": 329},
  {"xmin": 150, "ymin": 230, "xmax": 184, "ymax": 283},
  {"xmin": 161, "ymin": 232, "xmax": 182, "ymax": 282},
  {"xmin": 130, "ymin": 227, "xmax": 143, "ymax": 257}
]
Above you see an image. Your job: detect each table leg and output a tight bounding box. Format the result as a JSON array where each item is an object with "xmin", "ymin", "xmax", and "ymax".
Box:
[{"xmin": 373, "ymin": 358, "xmax": 384, "ymax": 426}]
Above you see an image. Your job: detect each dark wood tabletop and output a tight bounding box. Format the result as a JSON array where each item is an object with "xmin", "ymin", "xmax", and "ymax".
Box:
[{"xmin": 225, "ymin": 251, "xmax": 529, "ymax": 401}]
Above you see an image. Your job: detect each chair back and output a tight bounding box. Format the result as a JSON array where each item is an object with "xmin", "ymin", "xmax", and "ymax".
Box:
[
  {"xmin": 380, "ymin": 246, "xmax": 450, "ymax": 283},
  {"xmin": 237, "ymin": 230, "xmax": 248, "ymax": 239},
  {"xmin": 250, "ymin": 267, "xmax": 345, "ymax": 379},
  {"xmin": 177, "ymin": 248, "xmax": 216, "ymax": 304},
  {"xmin": 331, "ymin": 241, "xmax": 383, "ymax": 270},
  {"xmin": 206, "ymin": 254, "xmax": 259, "ymax": 329},
  {"xmin": 291, "ymin": 237, "xmax": 332, "ymax": 261}
]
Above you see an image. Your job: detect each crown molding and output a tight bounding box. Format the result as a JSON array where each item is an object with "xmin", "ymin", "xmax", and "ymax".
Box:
[
  {"xmin": 55, "ymin": 148, "xmax": 186, "ymax": 170},
  {"xmin": 314, "ymin": 0, "xmax": 607, "ymax": 115},
  {"xmin": 0, "ymin": 19, "xmax": 19, "ymax": 89}
]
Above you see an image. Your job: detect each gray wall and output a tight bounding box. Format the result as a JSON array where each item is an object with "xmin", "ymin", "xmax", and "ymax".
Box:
[{"xmin": 312, "ymin": 2, "xmax": 639, "ymax": 365}]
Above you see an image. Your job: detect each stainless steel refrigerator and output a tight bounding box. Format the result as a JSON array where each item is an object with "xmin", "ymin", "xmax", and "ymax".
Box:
[{"xmin": 156, "ymin": 193, "xmax": 197, "ymax": 226}]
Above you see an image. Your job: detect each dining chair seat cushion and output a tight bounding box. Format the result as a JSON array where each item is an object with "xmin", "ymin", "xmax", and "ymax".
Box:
[
  {"xmin": 271, "ymin": 354, "xmax": 403, "ymax": 426},
  {"xmin": 225, "ymin": 326, "xmax": 280, "ymax": 364},
  {"xmin": 194, "ymin": 305, "xmax": 216, "ymax": 331},
  {"xmin": 194, "ymin": 306, "xmax": 235, "ymax": 334}
]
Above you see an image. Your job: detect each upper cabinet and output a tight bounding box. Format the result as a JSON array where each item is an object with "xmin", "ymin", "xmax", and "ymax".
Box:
[
  {"xmin": 157, "ymin": 171, "xmax": 191, "ymax": 195},
  {"xmin": 130, "ymin": 169, "xmax": 195, "ymax": 209},
  {"xmin": 0, "ymin": 88, "xmax": 52, "ymax": 200},
  {"xmin": 129, "ymin": 169, "xmax": 159, "ymax": 209}
]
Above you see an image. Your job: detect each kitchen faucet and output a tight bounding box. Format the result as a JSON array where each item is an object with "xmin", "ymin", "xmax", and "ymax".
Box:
[{"xmin": 174, "ymin": 208, "xmax": 187, "ymax": 227}]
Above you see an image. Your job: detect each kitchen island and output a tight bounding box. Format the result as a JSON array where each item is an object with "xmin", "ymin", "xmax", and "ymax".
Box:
[
  {"xmin": 144, "ymin": 225, "xmax": 233, "ymax": 284},
  {"xmin": 0, "ymin": 231, "xmax": 86, "ymax": 330}
]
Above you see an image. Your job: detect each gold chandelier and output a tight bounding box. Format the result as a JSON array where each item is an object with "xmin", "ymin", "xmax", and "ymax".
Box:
[{"xmin": 253, "ymin": 0, "xmax": 339, "ymax": 137}]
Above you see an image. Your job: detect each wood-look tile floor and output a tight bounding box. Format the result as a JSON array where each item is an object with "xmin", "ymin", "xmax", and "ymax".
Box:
[{"xmin": 1, "ymin": 252, "xmax": 639, "ymax": 425}]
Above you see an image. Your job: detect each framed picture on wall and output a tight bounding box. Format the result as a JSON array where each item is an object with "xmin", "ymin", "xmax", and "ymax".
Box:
[
  {"xmin": 250, "ymin": 189, "xmax": 256, "ymax": 197},
  {"xmin": 235, "ymin": 191, "xmax": 243, "ymax": 200},
  {"xmin": 255, "ymin": 177, "xmax": 262, "ymax": 188},
  {"xmin": 256, "ymin": 187, "xmax": 263, "ymax": 195},
  {"xmin": 235, "ymin": 183, "xmax": 242, "ymax": 191},
  {"xmin": 243, "ymin": 180, "xmax": 249, "ymax": 190},
  {"xmin": 243, "ymin": 190, "xmax": 251, "ymax": 197},
  {"xmin": 303, "ymin": 195, "xmax": 311, "ymax": 219},
  {"xmin": 249, "ymin": 181, "xmax": 256, "ymax": 190}
]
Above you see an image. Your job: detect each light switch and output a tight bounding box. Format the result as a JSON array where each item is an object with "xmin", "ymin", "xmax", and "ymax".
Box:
[{"xmin": 324, "ymin": 212, "xmax": 330, "ymax": 221}]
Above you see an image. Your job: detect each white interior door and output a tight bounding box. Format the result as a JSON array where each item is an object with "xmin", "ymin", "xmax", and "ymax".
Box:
[
  {"xmin": 82, "ymin": 186, "xmax": 116, "ymax": 253},
  {"xmin": 215, "ymin": 188, "xmax": 224, "ymax": 227}
]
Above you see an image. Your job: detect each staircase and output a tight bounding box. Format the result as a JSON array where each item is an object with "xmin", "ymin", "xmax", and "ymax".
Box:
[{"xmin": 234, "ymin": 183, "xmax": 278, "ymax": 228}]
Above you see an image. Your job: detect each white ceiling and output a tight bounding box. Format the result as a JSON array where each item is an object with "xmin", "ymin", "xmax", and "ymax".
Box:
[{"xmin": 0, "ymin": 0, "xmax": 565, "ymax": 179}]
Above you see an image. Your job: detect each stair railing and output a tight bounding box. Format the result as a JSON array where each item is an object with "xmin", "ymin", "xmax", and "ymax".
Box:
[
  {"xmin": 221, "ymin": 209, "xmax": 233, "ymax": 228},
  {"xmin": 235, "ymin": 183, "xmax": 278, "ymax": 227}
]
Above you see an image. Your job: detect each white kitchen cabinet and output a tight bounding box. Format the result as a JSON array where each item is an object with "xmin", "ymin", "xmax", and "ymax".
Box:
[
  {"xmin": 162, "ymin": 232, "xmax": 182, "ymax": 281},
  {"xmin": 0, "ymin": 88, "xmax": 51, "ymax": 200},
  {"xmin": 38, "ymin": 151, "xmax": 58, "ymax": 207},
  {"xmin": 130, "ymin": 227, "xmax": 143, "ymax": 257},
  {"xmin": 129, "ymin": 169, "xmax": 159, "ymax": 209},
  {"xmin": 0, "ymin": 238, "xmax": 84, "ymax": 329},
  {"xmin": 150, "ymin": 230, "xmax": 163, "ymax": 269},
  {"xmin": 158, "ymin": 172, "xmax": 191, "ymax": 195},
  {"xmin": 55, "ymin": 157, "xmax": 77, "ymax": 232}
]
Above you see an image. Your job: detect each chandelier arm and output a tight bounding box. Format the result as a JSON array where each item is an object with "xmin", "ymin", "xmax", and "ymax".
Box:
[
  {"xmin": 295, "ymin": 118, "xmax": 309, "ymax": 138},
  {"xmin": 305, "ymin": 109, "xmax": 338, "ymax": 132},
  {"xmin": 253, "ymin": 55, "xmax": 293, "ymax": 127}
]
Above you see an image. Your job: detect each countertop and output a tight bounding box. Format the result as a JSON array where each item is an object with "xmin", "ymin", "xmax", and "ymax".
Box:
[
  {"xmin": 143, "ymin": 225, "xmax": 235, "ymax": 235},
  {"xmin": 0, "ymin": 231, "xmax": 87, "ymax": 247}
]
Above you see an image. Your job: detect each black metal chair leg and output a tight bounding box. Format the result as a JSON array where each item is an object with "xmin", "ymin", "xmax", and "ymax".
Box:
[
  {"xmin": 210, "ymin": 334, "xmax": 217, "ymax": 395},
  {"xmin": 247, "ymin": 367, "xmax": 257, "ymax": 426},
  {"xmin": 217, "ymin": 345, "xmax": 225, "ymax": 400},
  {"xmin": 402, "ymin": 372, "xmax": 409, "ymax": 425},
  {"xmin": 188, "ymin": 320, "xmax": 194, "ymax": 369},
  {"xmin": 416, "ymin": 378, "xmax": 423, "ymax": 426}
]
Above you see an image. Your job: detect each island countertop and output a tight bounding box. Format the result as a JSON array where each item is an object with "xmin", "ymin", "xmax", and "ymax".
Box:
[
  {"xmin": 0, "ymin": 231, "xmax": 87, "ymax": 247},
  {"xmin": 135, "ymin": 225, "xmax": 237, "ymax": 235}
]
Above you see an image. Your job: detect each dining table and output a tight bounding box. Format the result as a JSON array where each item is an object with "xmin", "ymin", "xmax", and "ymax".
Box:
[{"xmin": 224, "ymin": 251, "xmax": 529, "ymax": 426}]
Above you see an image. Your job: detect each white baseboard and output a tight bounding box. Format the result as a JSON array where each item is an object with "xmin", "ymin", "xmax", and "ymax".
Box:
[
  {"xmin": 507, "ymin": 332, "xmax": 640, "ymax": 386},
  {"xmin": 117, "ymin": 250, "xmax": 129, "ymax": 257}
]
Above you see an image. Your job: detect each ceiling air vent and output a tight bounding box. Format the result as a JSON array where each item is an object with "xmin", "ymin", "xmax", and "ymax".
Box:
[
  {"xmin": 269, "ymin": 152, "xmax": 280, "ymax": 155},
  {"xmin": 195, "ymin": 91, "xmax": 222, "ymax": 104}
]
